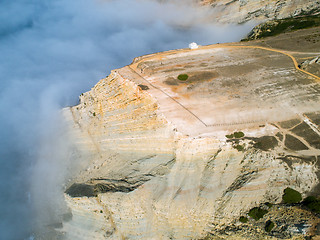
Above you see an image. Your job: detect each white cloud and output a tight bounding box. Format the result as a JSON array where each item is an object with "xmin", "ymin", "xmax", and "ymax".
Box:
[{"xmin": 0, "ymin": 0, "xmax": 254, "ymax": 238}]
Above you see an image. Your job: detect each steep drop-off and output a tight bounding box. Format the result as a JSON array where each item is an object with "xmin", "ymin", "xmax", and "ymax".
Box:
[{"xmin": 61, "ymin": 33, "xmax": 320, "ymax": 239}]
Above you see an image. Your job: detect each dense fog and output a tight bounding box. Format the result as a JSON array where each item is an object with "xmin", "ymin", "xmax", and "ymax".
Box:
[{"xmin": 0, "ymin": 0, "xmax": 253, "ymax": 238}]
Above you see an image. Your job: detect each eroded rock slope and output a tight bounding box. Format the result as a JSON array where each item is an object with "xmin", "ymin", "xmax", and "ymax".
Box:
[
  {"xmin": 201, "ymin": 0, "xmax": 320, "ymax": 23},
  {"xmin": 61, "ymin": 38, "xmax": 320, "ymax": 239}
]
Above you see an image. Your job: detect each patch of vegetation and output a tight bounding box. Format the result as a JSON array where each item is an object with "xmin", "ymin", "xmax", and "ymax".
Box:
[
  {"xmin": 278, "ymin": 118, "xmax": 301, "ymax": 129},
  {"xmin": 276, "ymin": 132, "xmax": 283, "ymax": 141},
  {"xmin": 244, "ymin": 14, "xmax": 320, "ymax": 40},
  {"xmin": 93, "ymin": 112, "xmax": 96, "ymax": 117},
  {"xmin": 226, "ymin": 131, "xmax": 245, "ymax": 139},
  {"xmin": 302, "ymin": 196, "xmax": 320, "ymax": 213},
  {"xmin": 234, "ymin": 131, "xmax": 245, "ymax": 138},
  {"xmin": 138, "ymin": 84, "xmax": 149, "ymax": 90},
  {"xmin": 291, "ymin": 122, "xmax": 320, "ymax": 149},
  {"xmin": 239, "ymin": 216, "xmax": 248, "ymax": 223},
  {"xmin": 253, "ymin": 136, "xmax": 278, "ymax": 151},
  {"xmin": 265, "ymin": 202, "xmax": 273, "ymax": 208},
  {"xmin": 65, "ymin": 183, "xmax": 97, "ymax": 198},
  {"xmin": 177, "ymin": 74, "xmax": 189, "ymax": 81},
  {"xmin": 282, "ymin": 187, "xmax": 302, "ymax": 204},
  {"xmin": 265, "ymin": 220, "xmax": 275, "ymax": 232},
  {"xmin": 263, "ymin": 19, "xmax": 316, "ymax": 37},
  {"xmin": 284, "ymin": 134, "xmax": 308, "ymax": 151},
  {"xmin": 234, "ymin": 144, "xmax": 245, "ymax": 152},
  {"xmin": 226, "ymin": 133, "xmax": 234, "ymax": 139},
  {"xmin": 248, "ymin": 207, "xmax": 268, "ymax": 221}
]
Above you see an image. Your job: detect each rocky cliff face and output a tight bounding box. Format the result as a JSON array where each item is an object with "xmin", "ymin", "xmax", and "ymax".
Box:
[
  {"xmin": 201, "ymin": 0, "xmax": 320, "ymax": 23},
  {"xmin": 60, "ymin": 40, "xmax": 320, "ymax": 238}
]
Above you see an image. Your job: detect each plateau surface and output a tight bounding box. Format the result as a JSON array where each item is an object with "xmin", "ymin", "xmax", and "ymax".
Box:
[{"xmin": 60, "ymin": 26, "xmax": 320, "ymax": 239}]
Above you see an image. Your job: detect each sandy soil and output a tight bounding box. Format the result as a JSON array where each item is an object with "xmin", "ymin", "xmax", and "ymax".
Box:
[{"xmin": 119, "ymin": 29, "xmax": 320, "ymax": 138}]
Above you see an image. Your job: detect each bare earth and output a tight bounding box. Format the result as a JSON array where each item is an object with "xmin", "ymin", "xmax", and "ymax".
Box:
[
  {"xmin": 61, "ymin": 27, "xmax": 320, "ymax": 240},
  {"xmin": 116, "ymin": 27, "xmax": 320, "ymax": 138}
]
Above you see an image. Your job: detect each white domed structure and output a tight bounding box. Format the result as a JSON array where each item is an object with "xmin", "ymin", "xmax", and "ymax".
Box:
[{"xmin": 188, "ymin": 42, "xmax": 198, "ymax": 49}]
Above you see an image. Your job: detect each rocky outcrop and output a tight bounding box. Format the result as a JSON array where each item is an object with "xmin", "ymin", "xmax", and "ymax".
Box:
[
  {"xmin": 243, "ymin": 14, "xmax": 320, "ymax": 40},
  {"xmin": 60, "ymin": 44, "xmax": 320, "ymax": 238},
  {"xmin": 201, "ymin": 0, "xmax": 320, "ymax": 23},
  {"xmin": 301, "ymin": 56, "xmax": 320, "ymax": 78}
]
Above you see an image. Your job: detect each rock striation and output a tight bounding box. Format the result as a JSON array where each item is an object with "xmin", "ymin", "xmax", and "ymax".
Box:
[
  {"xmin": 243, "ymin": 14, "xmax": 320, "ymax": 40},
  {"xmin": 61, "ymin": 40, "xmax": 320, "ymax": 239}
]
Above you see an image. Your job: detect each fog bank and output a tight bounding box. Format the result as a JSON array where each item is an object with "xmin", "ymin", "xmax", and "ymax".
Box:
[{"xmin": 0, "ymin": 0, "xmax": 253, "ymax": 238}]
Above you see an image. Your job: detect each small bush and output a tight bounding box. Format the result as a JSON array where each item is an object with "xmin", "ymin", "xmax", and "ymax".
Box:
[
  {"xmin": 248, "ymin": 207, "xmax": 268, "ymax": 220},
  {"xmin": 303, "ymin": 196, "xmax": 317, "ymax": 204},
  {"xmin": 226, "ymin": 131, "xmax": 245, "ymax": 139},
  {"xmin": 234, "ymin": 144, "xmax": 245, "ymax": 152},
  {"xmin": 265, "ymin": 220, "xmax": 275, "ymax": 232},
  {"xmin": 302, "ymin": 196, "xmax": 320, "ymax": 213},
  {"xmin": 239, "ymin": 216, "xmax": 248, "ymax": 223},
  {"xmin": 282, "ymin": 187, "xmax": 302, "ymax": 204},
  {"xmin": 234, "ymin": 131, "xmax": 245, "ymax": 138},
  {"xmin": 177, "ymin": 74, "xmax": 189, "ymax": 81},
  {"xmin": 93, "ymin": 112, "xmax": 96, "ymax": 117},
  {"xmin": 226, "ymin": 134, "xmax": 234, "ymax": 139},
  {"xmin": 264, "ymin": 202, "xmax": 273, "ymax": 208},
  {"xmin": 138, "ymin": 84, "xmax": 149, "ymax": 90}
]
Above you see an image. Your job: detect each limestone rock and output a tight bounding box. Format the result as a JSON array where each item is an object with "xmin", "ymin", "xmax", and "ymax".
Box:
[
  {"xmin": 60, "ymin": 42, "xmax": 320, "ymax": 239},
  {"xmin": 201, "ymin": 0, "xmax": 320, "ymax": 23},
  {"xmin": 301, "ymin": 56, "xmax": 320, "ymax": 78}
]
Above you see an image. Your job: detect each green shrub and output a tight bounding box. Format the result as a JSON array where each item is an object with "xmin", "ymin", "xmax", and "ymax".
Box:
[
  {"xmin": 226, "ymin": 131, "xmax": 245, "ymax": 139},
  {"xmin": 93, "ymin": 112, "xmax": 96, "ymax": 117},
  {"xmin": 234, "ymin": 131, "xmax": 245, "ymax": 138},
  {"xmin": 248, "ymin": 207, "xmax": 268, "ymax": 220},
  {"xmin": 302, "ymin": 196, "xmax": 320, "ymax": 213},
  {"xmin": 239, "ymin": 216, "xmax": 248, "ymax": 223},
  {"xmin": 303, "ymin": 196, "xmax": 317, "ymax": 204},
  {"xmin": 226, "ymin": 134, "xmax": 234, "ymax": 139},
  {"xmin": 282, "ymin": 187, "xmax": 302, "ymax": 204},
  {"xmin": 264, "ymin": 202, "xmax": 273, "ymax": 208},
  {"xmin": 265, "ymin": 220, "xmax": 275, "ymax": 232},
  {"xmin": 234, "ymin": 144, "xmax": 245, "ymax": 152},
  {"xmin": 177, "ymin": 74, "xmax": 189, "ymax": 81}
]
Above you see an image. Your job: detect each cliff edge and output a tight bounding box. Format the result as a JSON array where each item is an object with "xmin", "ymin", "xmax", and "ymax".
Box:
[{"xmin": 60, "ymin": 27, "xmax": 320, "ymax": 239}]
